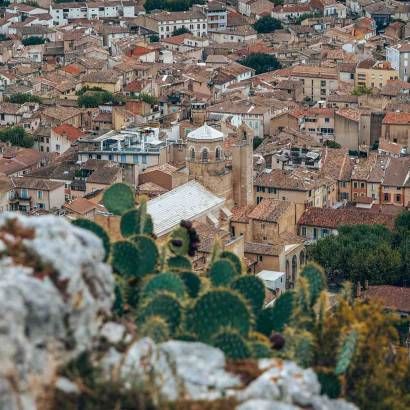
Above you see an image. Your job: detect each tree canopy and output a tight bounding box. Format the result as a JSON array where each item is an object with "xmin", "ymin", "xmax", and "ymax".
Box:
[
  {"xmin": 77, "ymin": 87, "xmax": 125, "ymax": 108},
  {"xmin": 9, "ymin": 93, "xmax": 42, "ymax": 104},
  {"xmin": 252, "ymin": 16, "xmax": 282, "ymax": 33},
  {"xmin": 352, "ymin": 85, "xmax": 372, "ymax": 96},
  {"xmin": 0, "ymin": 126, "xmax": 34, "ymax": 148},
  {"xmin": 22, "ymin": 36, "xmax": 46, "ymax": 46},
  {"xmin": 240, "ymin": 53, "xmax": 281, "ymax": 75},
  {"xmin": 323, "ymin": 140, "xmax": 341, "ymax": 148},
  {"xmin": 308, "ymin": 217, "xmax": 410, "ymax": 286},
  {"xmin": 172, "ymin": 27, "xmax": 191, "ymax": 36},
  {"xmin": 144, "ymin": 0, "xmax": 204, "ymax": 12}
]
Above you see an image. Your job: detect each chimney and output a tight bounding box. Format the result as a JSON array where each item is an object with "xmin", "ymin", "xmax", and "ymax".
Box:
[
  {"xmin": 364, "ymin": 280, "xmax": 369, "ymax": 290},
  {"xmin": 355, "ymin": 282, "xmax": 361, "ymax": 298}
]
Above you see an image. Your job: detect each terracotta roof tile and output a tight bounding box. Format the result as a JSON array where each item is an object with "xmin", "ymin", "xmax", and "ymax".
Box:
[{"xmin": 362, "ymin": 286, "xmax": 410, "ymax": 313}]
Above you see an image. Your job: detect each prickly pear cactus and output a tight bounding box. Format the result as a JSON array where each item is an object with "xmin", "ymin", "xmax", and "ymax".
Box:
[
  {"xmin": 103, "ymin": 183, "xmax": 135, "ymax": 215},
  {"xmin": 212, "ymin": 329, "xmax": 251, "ymax": 359},
  {"xmin": 189, "ymin": 289, "xmax": 252, "ymax": 342}
]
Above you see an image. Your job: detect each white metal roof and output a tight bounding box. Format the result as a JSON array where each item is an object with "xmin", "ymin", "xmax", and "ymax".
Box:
[
  {"xmin": 257, "ymin": 270, "xmax": 285, "ymax": 282},
  {"xmin": 147, "ymin": 180, "xmax": 225, "ymax": 237},
  {"xmin": 186, "ymin": 123, "xmax": 224, "ymax": 141}
]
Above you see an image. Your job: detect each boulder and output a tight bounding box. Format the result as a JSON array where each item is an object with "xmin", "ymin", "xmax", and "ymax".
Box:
[{"xmin": 0, "ymin": 214, "xmax": 114, "ymax": 410}]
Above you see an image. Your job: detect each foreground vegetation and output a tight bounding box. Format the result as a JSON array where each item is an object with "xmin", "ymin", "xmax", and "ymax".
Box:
[{"xmin": 64, "ymin": 183, "xmax": 410, "ymax": 409}]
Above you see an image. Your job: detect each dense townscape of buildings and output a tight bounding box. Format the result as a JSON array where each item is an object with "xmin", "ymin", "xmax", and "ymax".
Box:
[{"xmin": 0, "ymin": 0, "xmax": 409, "ymax": 307}]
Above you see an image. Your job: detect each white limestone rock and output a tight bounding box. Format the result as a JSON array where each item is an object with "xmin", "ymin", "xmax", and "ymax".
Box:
[
  {"xmin": 121, "ymin": 338, "xmax": 242, "ymax": 401},
  {"xmin": 0, "ymin": 213, "xmax": 114, "ymax": 410}
]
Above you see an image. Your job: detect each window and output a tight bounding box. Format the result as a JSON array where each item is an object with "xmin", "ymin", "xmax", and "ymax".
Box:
[
  {"xmin": 190, "ymin": 147, "xmax": 195, "ymax": 160},
  {"xmin": 20, "ymin": 189, "xmax": 29, "ymax": 199},
  {"xmin": 340, "ymin": 181, "xmax": 347, "ymax": 188},
  {"xmin": 268, "ymin": 187, "xmax": 276, "ymax": 194},
  {"xmin": 324, "ymin": 117, "xmax": 330, "ymax": 123},
  {"xmin": 142, "ymin": 156, "xmax": 147, "ymax": 164},
  {"xmin": 321, "ymin": 228, "xmax": 329, "ymax": 237},
  {"xmin": 201, "ymin": 148, "xmax": 209, "ymax": 162},
  {"xmin": 384, "ymin": 193, "xmax": 389, "ymax": 201},
  {"xmin": 360, "ymin": 182, "xmax": 365, "ymax": 188},
  {"xmin": 120, "ymin": 154, "xmax": 126, "ymax": 163},
  {"xmin": 96, "ymin": 154, "xmax": 101, "ymax": 160},
  {"xmin": 133, "ymin": 155, "xmax": 139, "ymax": 164},
  {"xmin": 256, "ymin": 186, "xmax": 265, "ymax": 192},
  {"xmin": 396, "ymin": 194, "xmax": 401, "ymax": 202},
  {"xmin": 353, "ymin": 182, "xmax": 358, "ymax": 188},
  {"xmin": 108, "ymin": 154, "xmax": 114, "ymax": 161},
  {"xmin": 37, "ymin": 203, "xmax": 45, "ymax": 209},
  {"xmin": 258, "ymin": 255, "xmax": 263, "ymax": 262},
  {"xmin": 256, "ymin": 196, "xmax": 263, "ymax": 204},
  {"xmin": 55, "ymin": 144, "xmax": 60, "ymax": 151},
  {"xmin": 301, "ymin": 226, "xmax": 306, "ymax": 236},
  {"xmin": 313, "ymin": 228, "xmax": 317, "ymax": 239},
  {"xmin": 321, "ymin": 80, "xmax": 326, "ymax": 87},
  {"xmin": 88, "ymin": 154, "xmax": 93, "ymax": 159},
  {"xmin": 215, "ymin": 147, "xmax": 221, "ymax": 160},
  {"xmin": 37, "ymin": 191, "xmax": 43, "ymax": 199}
]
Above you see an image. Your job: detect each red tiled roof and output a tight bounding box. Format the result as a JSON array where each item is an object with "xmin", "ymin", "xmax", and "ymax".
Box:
[
  {"xmin": 248, "ymin": 199, "xmax": 292, "ymax": 222},
  {"xmin": 362, "ymin": 285, "xmax": 410, "ymax": 313},
  {"xmin": 298, "ymin": 207, "xmax": 395, "ymax": 229},
  {"xmin": 52, "ymin": 124, "xmax": 84, "ymax": 142},
  {"xmin": 382, "ymin": 112, "xmax": 410, "ymax": 125}
]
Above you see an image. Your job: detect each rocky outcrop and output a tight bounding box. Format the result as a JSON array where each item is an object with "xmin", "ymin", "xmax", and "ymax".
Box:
[
  {"xmin": 116, "ymin": 338, "xmax": 358, "ymax": 410},
  {"xmin": 0, "ymin": 214, "xmax": 114, "ymax": 410}
]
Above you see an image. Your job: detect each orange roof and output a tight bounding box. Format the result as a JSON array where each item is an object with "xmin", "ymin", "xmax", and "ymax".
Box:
[
  {"xmin": 52, "ymin": 124, "xmax": 85, "ymax": 142},
  {"xmin": 62, "ymin": 64, "xmax": 82, "ymax": 75},
  {"xmin": 127, "ymin": 46, "xmax": 154, "ymax": 58},
  {"xmin": 382, "ymin": 112, "xmax": 410, "ymax": 125},
  {"xmin": 64, "ymin": 198, "xmax": 96, "ymax": 215}
]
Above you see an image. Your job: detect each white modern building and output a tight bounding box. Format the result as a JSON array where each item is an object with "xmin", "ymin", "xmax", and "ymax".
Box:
[
  {"xmin": 386, "ymin": 43, "xmax": 410, "ymax": 82},
  {"xmin": 50, "ymin": 1, "xmax": 135, "ymax": 25}
]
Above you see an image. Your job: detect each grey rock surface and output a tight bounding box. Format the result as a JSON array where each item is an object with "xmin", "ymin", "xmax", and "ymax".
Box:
[{"xmin": 0, "ymin": 213, "xmax": 114, "ymax": 410}]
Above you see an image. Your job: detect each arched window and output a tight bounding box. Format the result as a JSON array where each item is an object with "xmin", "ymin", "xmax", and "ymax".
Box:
[
  {"xmin": 215, "ymin": 146, "xmax": 221, "ymax": 160},
  {"xmin": 190, "ymin": 147, "xmax": 195, "ymax": 160},
  {"xmin": 202, "ymin": 148, "xmax": 209, "ymax": 162},
  {"xmin": 299, "ymin": 251, "xmax": 305, "ymax": 267}
]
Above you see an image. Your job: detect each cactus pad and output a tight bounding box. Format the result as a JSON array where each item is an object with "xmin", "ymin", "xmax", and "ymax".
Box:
[
  {"xmin": 142, "ymin": 272, "xmax": 186, "ymax": 300},
  {"xmin": 190, "ymin": 289, "xmax": 251, "ymax": 342},
  {"xmin": 138, "ymin": 293, "xmax": 182, "ymax": 335},
  {"xmin": 209, "ymin": 259, "xmax": 238, "ymax": 287},
  {"xmin": 231, "ymin": 275, "xmax": 265, "ymax": 315},
  {"xmin": 167, "ymin": 255, "xmax": 192, "ymax": 272},
  {"xmin": 220, "ymin": 251, "xmax": 242, "ymax": 274},
  {"xmin": 103, "ymin": 183, "xmax": 135, "ymax": 215},
  {"xmin": 178, "ymin": 271, "xmax": 201, "ymax": 298},
  {"xmin": 212, "ymin": 330, "xmax": 251, "ymax": 359},
  {"xmin": 120, "ymin": 208, "xmax": 154, "ymax": 237}
]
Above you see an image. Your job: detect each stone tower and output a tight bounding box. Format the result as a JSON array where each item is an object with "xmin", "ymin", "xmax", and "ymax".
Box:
[
  {"xmin": 186, "ymin": 123, "xmax": 233, "ymax": 204},
  {"xmin": 232, "ymin": 123, "xmax": 254, "ymax": 207}
]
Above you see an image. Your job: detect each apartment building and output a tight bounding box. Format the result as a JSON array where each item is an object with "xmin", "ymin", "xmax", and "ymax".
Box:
[
  {"xmin": 204, "ymin": 2, "xmax": 227, "ymax": 31},
  {"xmin": 386, "ymin": 42, "xmax": 410, "ymax": 82},
  {"xmin": 140, "ymin": 10, "xmax": 207, "ymax": 39},
  {"xmin": 8, "ymin": 176, "xmax": 65, "ymax": 212},
  {"xmin": 289, "ymin": 66, "xmax": 338, "ymax": 102},
  {"xmin": 355, "ymin": 59, "xmax": 399, "ymax": 89},
  {"xmin": 50, "ymin": 2, "xmax": 135, "ymax": 26},
  {"xmin": 254, "ymin": 169, "xmax": 337, "ymax": 208},
  {"xmin": 77, "ymin": 127, "xmax": 167, "ymax": 186}
]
